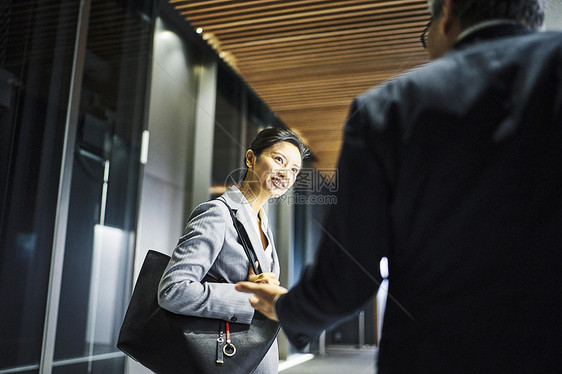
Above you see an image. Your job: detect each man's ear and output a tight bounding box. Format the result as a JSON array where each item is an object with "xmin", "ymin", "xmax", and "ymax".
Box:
[
  {"xmin": 245, "ymin": 150, "xmax": 255, "ymax": 168},
  {"xmin": 438, "ymin": 0, "xmax": 462, "ymax": 46},
  {"xmin": 440, "ymin": 0, "xmax": 457, "ymax": 34}
]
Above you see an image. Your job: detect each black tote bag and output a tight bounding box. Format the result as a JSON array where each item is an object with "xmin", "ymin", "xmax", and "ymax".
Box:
[{"xmin": 117, "ymin": 200, "xmax": 280, "ymax": 374}]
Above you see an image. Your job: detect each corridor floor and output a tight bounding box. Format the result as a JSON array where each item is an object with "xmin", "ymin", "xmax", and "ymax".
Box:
[{"xmin": 279, "ymin": 346, "xmax": 377, "ymax": 374}]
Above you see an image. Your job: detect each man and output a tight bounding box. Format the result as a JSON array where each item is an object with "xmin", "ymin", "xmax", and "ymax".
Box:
[{"xmin": 237, "ymin": 0, "xmax": 562, "ymax": 372}]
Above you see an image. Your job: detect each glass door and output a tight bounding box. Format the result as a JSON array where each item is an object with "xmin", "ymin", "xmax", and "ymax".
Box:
[
  {"xmin": 52, "ymin": 0, "xmax": 156, "ymax": 373},
  {"xmin": 0, "ymin": 1, "xmax": 82, "ymax": 372}
]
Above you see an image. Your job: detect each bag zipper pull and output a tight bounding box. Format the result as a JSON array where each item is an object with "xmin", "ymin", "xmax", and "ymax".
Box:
[
  {"xmin": 222, "ymin": 321, "xmax": 236, "ymax": 357},
  {"xmin": 216, "ymin": 323, "xmax": 225, "ymax": 364}
]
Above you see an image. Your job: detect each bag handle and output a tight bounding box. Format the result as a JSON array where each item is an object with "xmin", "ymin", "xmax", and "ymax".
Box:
[{"xmin": 217, "ymin": 198, "xmax": 261, "ymax": 275}]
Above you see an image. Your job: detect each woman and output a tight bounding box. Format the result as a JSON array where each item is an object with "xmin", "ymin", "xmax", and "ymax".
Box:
[{"xmin": 158, "ymin": 128, "xmax": 309, "ymax": 373}]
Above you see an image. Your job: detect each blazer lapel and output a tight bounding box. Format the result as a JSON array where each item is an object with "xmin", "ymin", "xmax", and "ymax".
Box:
[
  {"xmin": 222, "ymin": 187, "xmax": 272, "ymax": 273},
  {"xmin": 235, "ymin": 207, "xmax": 272, "ymax": 274}
]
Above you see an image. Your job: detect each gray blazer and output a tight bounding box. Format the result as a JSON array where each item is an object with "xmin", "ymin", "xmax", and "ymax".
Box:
[{"xmin": 158, "ymin": 186, "xmax": 280, "ymax": 373}]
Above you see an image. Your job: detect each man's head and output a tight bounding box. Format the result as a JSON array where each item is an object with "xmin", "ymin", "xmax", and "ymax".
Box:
[{"xmin": 425, "ymin": 0, "xmax": 547, "ymax": 59}]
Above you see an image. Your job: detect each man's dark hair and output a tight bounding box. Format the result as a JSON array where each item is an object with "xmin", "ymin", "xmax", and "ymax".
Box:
[{"xmin": 428, "ymin": 0, "xmax": 546, "ymax": 29}]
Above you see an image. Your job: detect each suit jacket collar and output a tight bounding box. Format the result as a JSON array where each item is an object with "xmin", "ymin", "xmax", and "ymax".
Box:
[
  {"xmin": 221, "ymin": 186, "xmax": 279, "ymax": 274},
  {"xmin": 453, "ymin": 23, "xmax": 532, "ymax": 51}
]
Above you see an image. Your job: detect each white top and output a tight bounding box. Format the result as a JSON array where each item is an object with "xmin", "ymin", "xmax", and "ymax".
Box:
[{"xmin": 236, "ymin": 188, "xmax": 275, "ymax": 270}]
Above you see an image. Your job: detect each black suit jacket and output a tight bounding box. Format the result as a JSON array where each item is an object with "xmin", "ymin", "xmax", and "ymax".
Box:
[{"xmin": 276, "ymin": 24, "xmax": 562, "ymax": 373}]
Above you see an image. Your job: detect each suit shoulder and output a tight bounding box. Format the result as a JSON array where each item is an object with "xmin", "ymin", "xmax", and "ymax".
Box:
[
  {"xmin": 189, "ymin": 199, "xmax": 230, "ymax": 221},
  {"xmin": 532, "ymin": 30, "xmax": 562, "ymax": 44},
  {"xmin": 534, "ymin": 30, "xmax": 562, "ymax": 55},
  {"xmin": 352, "ymin": 63, "xmax": 431, "ymax": 125},
  {"xmin": 359, "ymin": 62, "xmax": 431, "ymax": 102}
]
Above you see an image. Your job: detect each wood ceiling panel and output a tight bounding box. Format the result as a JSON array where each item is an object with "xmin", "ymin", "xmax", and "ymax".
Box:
[{"xmin": 169, "ymin": 0, "xmax": 429, "ymax": 169}]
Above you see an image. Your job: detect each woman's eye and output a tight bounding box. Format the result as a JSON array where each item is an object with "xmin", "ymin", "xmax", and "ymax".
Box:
[
  {"xmin": 275, "ymin": 157, "xmax": 283, "ymax": 163},
  {"xmin": 292, "ymin": 168, "xmax": 299, "ymax": 174}
]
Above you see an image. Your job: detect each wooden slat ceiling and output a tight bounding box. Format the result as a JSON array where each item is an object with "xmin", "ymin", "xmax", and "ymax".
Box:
[{"xmin": 169, "ymin": 0, "xmax": 430, "ymax": 169}]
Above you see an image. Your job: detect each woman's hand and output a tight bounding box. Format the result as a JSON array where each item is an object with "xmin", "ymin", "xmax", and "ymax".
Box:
[
  {"xmin": 235, "ymin": 282, "xmax": 288, "ymax": 321},
  {"xmin": 247, "ymin": 266, "xmax": 280, "ymax": 286}
]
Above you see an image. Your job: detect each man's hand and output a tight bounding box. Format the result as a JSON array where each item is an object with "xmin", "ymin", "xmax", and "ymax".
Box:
[{"xmin": 235, "ymin": 281, "xmax": 288, "ymax": 321}]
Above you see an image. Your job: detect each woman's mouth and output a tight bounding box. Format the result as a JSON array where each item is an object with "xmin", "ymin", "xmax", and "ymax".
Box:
[{"xmin": 271, "ymin": 177, "xmax": 286, "ymax": 189}]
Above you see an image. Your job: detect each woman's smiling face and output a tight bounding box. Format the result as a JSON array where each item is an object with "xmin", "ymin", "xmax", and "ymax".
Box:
[{"xmin": 247, "ymin": 141, "xmax": 302, "ymax": 198}]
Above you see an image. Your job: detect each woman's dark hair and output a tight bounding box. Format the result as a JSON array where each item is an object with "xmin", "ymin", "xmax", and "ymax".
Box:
[
  {"xmin": 249, "ymin": 128, "xmax": 309, "ymax": 161},
  {"xmin": 240, "ymin": 127, "xmax": 309, "ymax": 181}
]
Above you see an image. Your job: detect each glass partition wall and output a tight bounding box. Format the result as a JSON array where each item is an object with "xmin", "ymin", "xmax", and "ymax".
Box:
[
  {"xmin": 0, "ymin": 1, "xmax": 157, "ymax": 373},
  {"xmin": 0, "ymin": 2, "xmax": 82, "ymax": 372},
  {"xmin": 52, "ymin": 0, "xmax": 156, "ymax": 372}
]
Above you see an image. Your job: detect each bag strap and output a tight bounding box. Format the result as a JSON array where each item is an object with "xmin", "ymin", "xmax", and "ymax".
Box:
[{"xmin": 216, "ymin": 198, "xmax": 261, "ymax": 275}]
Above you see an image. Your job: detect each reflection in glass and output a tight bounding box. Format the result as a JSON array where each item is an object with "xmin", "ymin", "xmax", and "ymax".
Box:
[
  {"xmin": 53, "ymin": 0, "xmax": 156, "ymax": 372},
  {"xmin": 212, "ymin": 65, "xmax": 244, "ymax": 189},
  {"xmin": 0, "ymin": 1, "xmax": 81, "ymax": 370},
  {"xmin": 52, "ymin": 357, "xmax": 125, "ymax": 374},
  {"xmin": 86, "ymin": 225, "xmax": 129, "ymax": 354}
]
